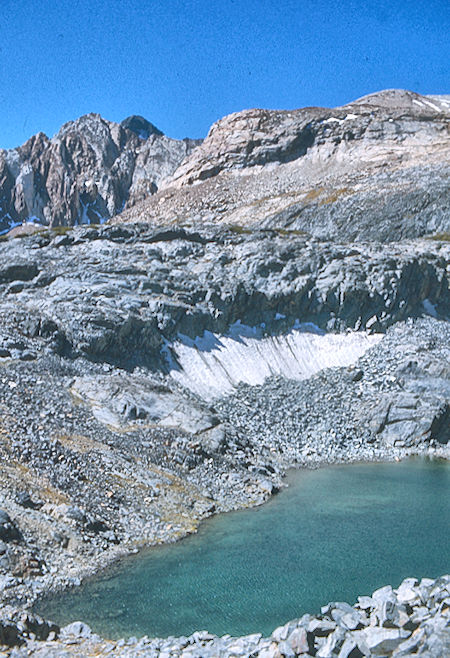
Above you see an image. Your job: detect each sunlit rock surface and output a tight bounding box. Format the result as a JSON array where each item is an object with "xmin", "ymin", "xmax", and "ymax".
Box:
[
  {"xmin": 120, "ymin": 90, "xmax": 450, "ymax": 242},
  {"xmin": 0, "ymin": 89, "xmax": 449, "ymax": 656}
]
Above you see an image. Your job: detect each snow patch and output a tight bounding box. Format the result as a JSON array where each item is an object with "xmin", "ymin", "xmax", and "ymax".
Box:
[
  {"xmin": 166, "ymin": 323, "xmax": 382, "ymax": 400},
  {"xmin": 420, "ymin": 99, "xmax": 442, "ymax": 112}
]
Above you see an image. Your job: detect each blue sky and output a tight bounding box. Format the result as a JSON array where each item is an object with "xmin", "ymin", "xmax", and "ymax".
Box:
[{"xmin": 1, "ymin": 0, "xmax": 448, "ymax": 148}]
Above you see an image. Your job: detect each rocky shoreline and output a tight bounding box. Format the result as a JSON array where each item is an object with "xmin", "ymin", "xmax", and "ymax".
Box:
[{"xmin": 1, "ymin": 575, "xmax": 449, "ymax": 656}]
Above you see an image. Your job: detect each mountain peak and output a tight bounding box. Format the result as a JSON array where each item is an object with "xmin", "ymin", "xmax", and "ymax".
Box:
[
  {"xmin": 346, "ymin": 89, "xmax": 450, "ymax": 113},
  {"xmin": 0, "ymin": 113, "xmax": 196, "ymax": 234},
  {"xmin": 120, "ymin": 115, "xmax": 164, "ymax": 139}
]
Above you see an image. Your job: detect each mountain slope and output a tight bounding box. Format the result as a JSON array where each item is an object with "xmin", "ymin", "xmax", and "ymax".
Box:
[{"xmin": 119, "ymin": 90, "xmax": 450, "ymax": 241}]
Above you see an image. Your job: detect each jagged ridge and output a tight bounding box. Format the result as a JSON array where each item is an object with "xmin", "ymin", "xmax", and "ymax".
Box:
[{"xmin": 0, "ymin": 114, "xmax": 201, "ymax": 234}]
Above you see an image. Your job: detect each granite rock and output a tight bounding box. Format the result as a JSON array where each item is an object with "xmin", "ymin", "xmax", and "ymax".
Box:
[
  {"xmin": 121, "ymin": 90, "xmax": 450, "ymax": 242},
  {"xmin": 0, "ymin": 114, "xmax": 200, "ymax": 234}
]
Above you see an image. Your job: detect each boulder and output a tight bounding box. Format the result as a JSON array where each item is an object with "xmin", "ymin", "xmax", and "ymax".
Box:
[
  {"xmin": 0, "ymin": 511, "xmax": 21, "ymax": 542},
  {"xmin": 358, "ymin": 627, "xmax": 410, "ymax": 654},
  {"xmin": 60, "ymin": 621, "xmax": 93, "ymax": 638}
]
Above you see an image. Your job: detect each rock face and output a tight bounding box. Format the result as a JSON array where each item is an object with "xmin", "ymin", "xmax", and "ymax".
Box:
[
  {"xmin": 0, "ymin": 114, "xmax": 200, "ymax": 234},
  {"xmin": 2, "ymin": 89, "xmax": 449, "ymax": 241},
  {"xmin": 169, "ymin": 90, "xmax": 450, "ymax": 185},
  {"xmin": 121, "ymin": 90, "xmax": 450, "ymax": 241},
  {"xmin": 0, "ymin": 224, "xmax": 448, "ymax": 372}
]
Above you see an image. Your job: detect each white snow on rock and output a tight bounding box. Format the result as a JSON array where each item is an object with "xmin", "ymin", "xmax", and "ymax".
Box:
[
  {"xmin": 167, "ymin": 323, "xmax": 382, "ymax": 400},
  {"xmin": 420, "ymin": 99, "xmax": 442, "ymax": 112}
]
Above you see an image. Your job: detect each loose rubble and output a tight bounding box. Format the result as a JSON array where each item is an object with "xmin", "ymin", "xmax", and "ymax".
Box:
[{"xmin": 0, "ymin": 221, "xmax": 448, "ymax": 653}]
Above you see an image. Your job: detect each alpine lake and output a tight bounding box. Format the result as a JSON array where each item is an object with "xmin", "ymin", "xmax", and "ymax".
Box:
[{"xmin": 36, "ymin": 458, "xmax": 450, "ymax": 639}]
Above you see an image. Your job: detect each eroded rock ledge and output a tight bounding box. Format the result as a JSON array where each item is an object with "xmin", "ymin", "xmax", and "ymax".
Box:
[
  {"xmin": 0, "ymin": 223, "xmax": 448, "ymax": 369},
  {"xmin": 1, "ymin": 575, "xmax": 449, "ymax": 656}
]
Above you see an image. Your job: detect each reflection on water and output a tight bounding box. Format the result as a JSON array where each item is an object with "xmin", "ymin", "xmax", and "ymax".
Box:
[{"xmin": 37, "ymin": 458, "xmax": 450, "ymax": 639}]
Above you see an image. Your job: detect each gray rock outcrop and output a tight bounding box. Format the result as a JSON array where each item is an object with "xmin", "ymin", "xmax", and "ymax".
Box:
[
  {"xmin": 0, "ymin": 114, "xmax": 200, "ymax": 234},
  {"xmin": 1, "ymin": 223, "xmax": 447, "ymax": 369}
]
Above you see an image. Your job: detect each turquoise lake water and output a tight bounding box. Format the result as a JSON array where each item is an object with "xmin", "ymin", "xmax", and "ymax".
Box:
[{"xmin": 37, "ymin": 458, "xmax": 450, "ymax": 639}]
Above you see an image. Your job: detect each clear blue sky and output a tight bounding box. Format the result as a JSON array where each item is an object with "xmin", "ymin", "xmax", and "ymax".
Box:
[{"xmin": 1, "ymin": 0, "xmax": 448, "ymax": 149}]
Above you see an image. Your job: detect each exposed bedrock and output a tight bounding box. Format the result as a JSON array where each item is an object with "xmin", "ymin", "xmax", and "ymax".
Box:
[
  {"xmin": 0, "ymin": 224, "xmax": 448, "ymax": 471},
  {"xmin": 0, "ymin": 223, "xmax": 448, "ymax": 374},
  {"xmin": 0, "ymin": 220, "xmax": 448, "ymax": 628},
  {"xmin": 0, "ymin": 224, "xmax": 448, "ymax": 492},
  {"xmin": 121, "ymin": 90, "xmax": 450, "ymax": 242},
  {"xmin": 3, "ymin": 89, "xmax": 449, "ymax": 242},
  {"xmin": 0, "ymin": 89, "xmax": 449, "ymax": 656},
  {"xmin": 167, "ymin": 90, "xmax": 450, "ymax": 186}
]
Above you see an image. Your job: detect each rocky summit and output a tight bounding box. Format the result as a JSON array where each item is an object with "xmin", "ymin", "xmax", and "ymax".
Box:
[
  {"xmin": 0, "ymin": 114, "xmax": 200, "ymax": 234},
  {"xmin": 0, "ymin": 89, "xmax": 449, "ymax": 656}
]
